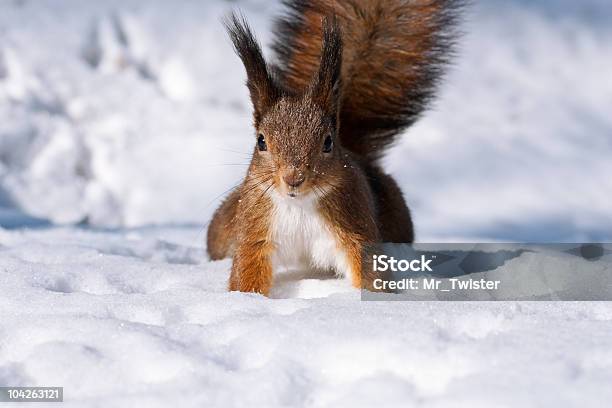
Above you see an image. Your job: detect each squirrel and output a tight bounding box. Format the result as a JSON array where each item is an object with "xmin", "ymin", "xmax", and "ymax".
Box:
[{"xmin": 207, "ymin": 0, "xmax": 462, "ymax": 295}]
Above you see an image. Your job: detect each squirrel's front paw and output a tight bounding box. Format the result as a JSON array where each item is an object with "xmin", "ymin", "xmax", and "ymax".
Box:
[
  {"xmin": 229, "ymin": 274, "xmax": 271, "ymax": 296},
  {"xmin": 229, "ymin": 250, "xmax": 273, "ymax": 296}
]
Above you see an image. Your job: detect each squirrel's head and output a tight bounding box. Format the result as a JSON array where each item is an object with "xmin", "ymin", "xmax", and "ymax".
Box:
[{"xmin": 226, "ymin": 13, "xmax": 343, "ymax": 198}]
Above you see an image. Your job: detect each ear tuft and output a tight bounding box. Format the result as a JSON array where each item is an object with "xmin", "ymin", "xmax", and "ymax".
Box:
[
  {"xmin": 224, "ymin": 12, "xmax": 279, "ymax": 123},
  {"xmin": 310, "ymin": 16, "xmax": 343, "ymax": 115}
]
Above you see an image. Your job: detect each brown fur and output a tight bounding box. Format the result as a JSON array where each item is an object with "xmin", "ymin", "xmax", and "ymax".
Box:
[
  {"xmin": 227, "ymin": 181, "xmax": 275, "ymax": 294},
  {"xmin": 207, "ymin": 188, "xmax": 240, "ymax": 260},
  {"xmin": 274, "ymin": 0, "xmax": 462, "ymax": 162},
  {"xmin": 207, "ymin": 2, "xmax": 461, "ymax": 295}
]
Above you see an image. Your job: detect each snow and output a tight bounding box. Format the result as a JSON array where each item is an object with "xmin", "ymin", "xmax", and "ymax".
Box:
[
  {"xmin": 1, "ymin": 0, "xmax": 612, "ymax": 406},
  {"xmin": 1, "ymin": 226, "xmax": 612, "ymax": 407}
]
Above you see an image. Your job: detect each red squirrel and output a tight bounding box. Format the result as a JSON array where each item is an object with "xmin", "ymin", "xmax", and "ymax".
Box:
[{"xmin": 207, "ymin": 0, "xmax": 462, "ymax": 295}]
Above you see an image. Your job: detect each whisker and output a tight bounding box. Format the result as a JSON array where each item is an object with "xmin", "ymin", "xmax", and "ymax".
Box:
[
  {"xmin": 216, "ymin": 147, "xmax": 253, "ymax": 156},
  {"xmin": 205, "ymin": 163, "xmax": 252, "ymax": 167},
  {"xmin": 204, "ymin": 179, "xmax": 243, "ymax": 210},
  {"xmin": 257, "ymin": 180, "xmax": 275, "ymax": 202},
  {"xmin": 247, "ymin": 170, "xmax": 274, "ymax": 180},
  {"xmin": 197, "ymin": 175, "xmax": 272, "ymax": 247},
  {"xmin": 241, "ymin": 176, "xmax": 274, "ymax": 198}
]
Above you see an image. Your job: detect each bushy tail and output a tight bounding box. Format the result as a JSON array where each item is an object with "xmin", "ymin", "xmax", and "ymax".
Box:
[{"xmin": 273, "ymin": 0, "xmax": 462, "ymax": 162}]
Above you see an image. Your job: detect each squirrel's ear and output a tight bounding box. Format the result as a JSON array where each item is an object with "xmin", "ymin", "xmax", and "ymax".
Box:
[
  {"xmin": 225, "ymin": 13, "xmax": 279, "ymax": 124},
  {"xmin": 309, "ymin": 16, "xmax": 343, "ymax": 115}
]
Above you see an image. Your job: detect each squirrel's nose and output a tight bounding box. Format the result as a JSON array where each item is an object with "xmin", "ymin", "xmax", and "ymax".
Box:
[{"xmin": 283, "ymin": 169, "xmax": 306, "ymax": 188}]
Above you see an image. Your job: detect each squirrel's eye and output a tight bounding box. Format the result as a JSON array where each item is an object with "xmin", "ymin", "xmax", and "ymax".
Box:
[
  {"xmin": 257, "ymin": 134, "xmax": 267, "ymax": 151},
  {"xmin": 323, "ymin": 135, "xmax": 333, "ymax": 153}
]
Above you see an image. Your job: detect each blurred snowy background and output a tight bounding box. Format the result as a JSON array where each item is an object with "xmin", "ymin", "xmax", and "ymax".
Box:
[
  {"xmin": 1, "ymin": 1, "xmax": 612, "ymax": 407},
  {"xmin": 1, "ymin": 0, "xmax": 610, "ymax": 241}
]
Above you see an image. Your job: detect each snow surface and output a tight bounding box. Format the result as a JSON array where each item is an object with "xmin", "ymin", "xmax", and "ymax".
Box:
[
  {"xmin": 1, "ymin": 0, "xmax": 612, "ymax": 406},
  {"xmin": 1, "ymin": 226, "xmax": 612, "ymax": 407}
]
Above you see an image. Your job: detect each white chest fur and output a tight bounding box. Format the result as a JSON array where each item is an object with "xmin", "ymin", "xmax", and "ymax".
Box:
[{"xmin": 269, "ymin": 192, "xmax": 352, "ymax": 279}]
